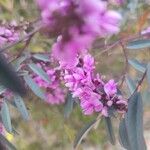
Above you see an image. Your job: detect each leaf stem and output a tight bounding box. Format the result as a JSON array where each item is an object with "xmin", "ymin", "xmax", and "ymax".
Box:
[{"xmin": 128, "ymin": 70, "xmax": 147, "ymax": 100}]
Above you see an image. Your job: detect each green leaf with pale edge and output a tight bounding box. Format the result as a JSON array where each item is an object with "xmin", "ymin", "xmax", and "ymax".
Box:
[
  {"xmin": 33, "ymin": 54, "xmax": 49, "ymax": 62},
  {"xmin": 24, "ymin": 75, "xmax": 45, "ymax": 100},
  {"xmin": 0, "ymin": 134, "xmax": 16, "ymax": 150},
  {"xmin": 29, "ymin": 63, "xmax": 50, "ymax": 83},
  {"xmin": 125, "ymin": 75, "xmax": 136, "ymax": 95},
  {"xmin": 74, "ymin": 119, "xmax": 97, "ymax": 149},
  {"xmin": 119, "ymin": 118, "xmax": 130, "ymax": 149},
  {"xmin": 104, "ymin": 117, "xmax": 116, "ymax": 145},
  {"xmin": 1, "ymin": 101, "xmax": 12, "ymax": 133},
  {"xmin": 14, "ymin": 95, "xmax": 29, "ymax": 120},
  {"xmin": 147, "ymin": 63, "xmax": 150, "ymax": 86},
  {"xmin": 64, "ymin": 92, "xmax": 74, "ymax": 118},
  {"xmin": 142, "ymin": 90, "xmax": 150, "ymax": 106},
  {"xmin": 128, "ymin": 59, "xmax": 146, "ymax": 73},
  {"xmin": 125, "ymin": 92, "xmax": 146, "ymax": 150},
  {"xmin": 127, "ymin": 39, "xmax": 150, "ymax": 49}
]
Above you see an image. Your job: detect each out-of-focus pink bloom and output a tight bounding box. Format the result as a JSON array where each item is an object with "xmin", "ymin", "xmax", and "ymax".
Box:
[
  {"xmin": 0, "ymin": 26, "xmax": 19, "ymax": 46},
  {"xmin": 36, "ymin": 0, "xmax": 52, "ymax": 10},
  {"xmin": 99, "ymin": 10, "xmax": 122, "ymax": 36},
  {"xmin": 52, "ymin": 27, "xmax": 93, "ymax": 64},
  {"xmin": 104, "ymin": 79, "xmax": 117, "ymax": 96},
  {"xmin": 36, "ymin": 0, "xmax": 122, "ymax": 64}
]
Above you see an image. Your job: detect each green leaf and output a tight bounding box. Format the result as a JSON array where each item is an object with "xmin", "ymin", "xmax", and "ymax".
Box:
[
  {"xmin": 125, "ymin": 75, "xmax": 136, "ymax": 95},
  {"xmin": 74, "ymin": 119, "xmax": 97, "ymax": 149},
  {"xmin": 119, "ymin": 118, "xmax": 130, "ymax": 149},
  {"xmin": 104, "ymin": 117, "xmax": 116, "ymax": 145},
  {"xmin": 24, "ymin": 75, "xmax": 45, "ymax": 100},
  {"xmin": 14, "ymin": 95, "xmax": 29, "ymax": 120},
  {"xmin": 142, "ymin": 90, "xmax": 150, "ymax": 106},
  {"xmin": 125, "ymin": 92, "xmax": 146, "ymax": 150},
  {"xmin": 1, "ymin": 101, "xmax": 12, "ymax": 133},
  {"xmin": 0, "ymin": 134, "xmax": 16, "ymax": 150},
  {"xmin": 147, "ymin": 63, "xmax": 150, "ymax": 87},
  {"xmin": 0, "ymin": 54, "xmax": 26, "ymax": 96},
  {"xmin": 128, "ymin": 59, "xmax": 146, "ymax": 73},
  {"xmin": 127, "ymin": 39, "xmax": 150, "ymax": 49},
  {"xmin": 64, "ymin": 92, "xmax": 74, "ymax": 118},
  {"xmin": 29, "ymin": 63, "xmax": 50, "ymax": 83},
  {"xmin": 33, "ymin": 54, "xmax": 50, "ymax": 62}
]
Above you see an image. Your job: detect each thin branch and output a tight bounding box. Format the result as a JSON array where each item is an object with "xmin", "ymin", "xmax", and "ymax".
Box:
[
  {"xmin": 9, "ymin": 34, "xmax": 34, "ymax": 63},
  {"xmin": 119, "ymin": 42, "xmax": 129, "ymax": 88},
  {"xmin": 128, "ymin": 70, "xmax": 147, "ymax": 100},
  {"xmin": 94, "ymin": 33, "xmax": 145, "ymax": 58}
]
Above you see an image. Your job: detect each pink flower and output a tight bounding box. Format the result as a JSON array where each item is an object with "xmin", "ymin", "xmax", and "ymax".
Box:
[
  {"xmin": 99, "ymin": 10, "xmax": 122, "ymax": 36},
  {"xmin": 104, "ymin": 79, "xmax": 117, "ymax": 96},
  {"xmin": 83, "ymin": 54, "xmax": 95, "ymax": 72},
  {"xmin": 73, "ymin": 86, "xmax": 100, "ymax": 99},
  {"xmin": 81, "ymin": 99, "xmax": 103, "ymax": 115},
  {"xmin": 62, "ymin": 54, "xmax": 128, "ymax": 116},
  {"xmin": 63, "ymin": 63, "xmax": 94, "ymax": 91}
]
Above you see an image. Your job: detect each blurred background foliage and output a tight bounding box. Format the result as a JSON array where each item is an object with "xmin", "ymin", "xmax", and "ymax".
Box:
[{"xmin": 0, "ymin": 0, "xmax": 150, "ymax": 149}]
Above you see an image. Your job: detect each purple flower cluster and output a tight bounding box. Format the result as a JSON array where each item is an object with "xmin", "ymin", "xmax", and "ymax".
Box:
[
  {"xmin": 33, "ymin": 63, "xmax": 66, "ymax": 105},
  {"xmin": 0, "ymin": 26, "xmax": 19, "ymax": 46},
  {"xmin": 62, "ymin": 54, "xmax": 127, "ymax": 116},
  {"xmin": 36, "ymin": 0, "xmax": 122, "ymax": 64}
]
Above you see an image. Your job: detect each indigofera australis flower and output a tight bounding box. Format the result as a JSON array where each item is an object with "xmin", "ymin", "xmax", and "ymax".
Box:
[{"xmin": 62, "ymin": 54, "xmax": 128, "ymax": 116}]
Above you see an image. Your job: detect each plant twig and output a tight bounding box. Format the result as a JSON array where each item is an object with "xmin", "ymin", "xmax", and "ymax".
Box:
[
  {"xmin": 94, "ymin": 33, "xmax": 145, "ymax": 58},
  {"xmin": 9, "ymin": 34, "xmax": 34, "ymax": 63},
  {"xmin": 119, "ymin": 42, "xmax": 129, "ymax": 88},
  {"xmin": 128, "ymin": 70, "xmax": 147, "ymax": 100}
]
